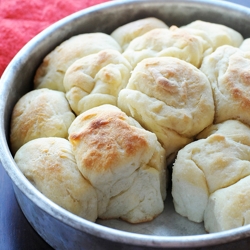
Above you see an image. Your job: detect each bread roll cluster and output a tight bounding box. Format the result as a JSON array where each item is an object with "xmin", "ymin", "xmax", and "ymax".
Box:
[
  {"xmin": 68, "ymin": 104, "xmax": 167, "ymax": 223},
  {"xmin": 172, "ymin": 120, "xmax": 250, "ymax": 232},
  {"xmin": 10, "ymin": 17, "xmax": 250, "ymax": 233}
]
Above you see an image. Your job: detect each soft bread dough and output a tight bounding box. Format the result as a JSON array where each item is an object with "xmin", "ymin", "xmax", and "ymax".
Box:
[
  {"xmin": 10, "ymin": 88, "xmax": 75, "ymax": 154},
  {"xmin": 118, "ymin": 56, "xmax": 214, "ymax": 159},
  {"xmin": 14, "ymin": 137, "xmax": 98, "ymax": 222},
  {"xmin": 172, "ymin": 123, "xmax": 250, "ymax": 224},
  {"xmin": 68, "ymin": 104, "xmax": 167, "ymax": 223},
  {"xmin": 63, "ymin": 49, "xmax": 132, "ymax": 115},
  {"xmin": 204, "ymin": 175, "xmax": 250, "ymax": 233},
  {"xmin": 122, "ymin": 26, "xmax": 211, "ymax": 68},
  {"xmin": 181, "ymin": 20, "xmax": 243, "ymax": 50},
  {"xmin": 111, "ymin": 17, "xmax": 169, "ymax": 51},
  {"xmin": 34, "ymin": 33, "xmax": 121, "ymax": 92},
  {"xmin": 200, "ymin": 45, "xmax": 250, "ymax": 125}
]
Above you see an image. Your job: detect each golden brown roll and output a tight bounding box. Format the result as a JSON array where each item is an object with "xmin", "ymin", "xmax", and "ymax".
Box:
[
  {"xmin": 10, "ymin": 88, "xmax": 75, "ymax": 154},
  {"xmin": 200, "ymin": 45, "xmax": 250, "ymax": 125},
  {"xmin": 122, "ymin": 26, "xmax": 211, "ymax": 68},
  {"xmin": 111, "ymin": 17, "xmax": 169, "ymax": 51},
  {"xmin": 204, "ymin": 175, "xmax": 250, "ymax": 233},
  {"xmin": 172, "ymin": 122, "xmax": 250, "ymax": 224},
  {"xmin": 34, "ymin": 33, "xmax": 121, "ymax": 92},
  {"xmin": 181, "ymin": 20, "xmax": 243, "ymax": 50},
  {"xmin": 68, "ymin": 104, "xmax": 167, "ymax": 224},
  {"xmin": 14, "ymin": 137, "xmax": 98, "ymax": 222},
  {"xmin": 63, "ymin": 49, "xmax": 132, "ymax": 115},
  {"xmin": 118, "ymin": 56, "xmax": 214, "ymax": 160}
]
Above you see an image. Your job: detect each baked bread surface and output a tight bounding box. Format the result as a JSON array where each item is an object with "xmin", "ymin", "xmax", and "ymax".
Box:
[
  {"xmin": 181, "ymin": 20, "xmax": 243, "ymax": 49},
  {"xmin": 122, "ymin": 26, "xmax": 211, "ymax": 68},
  {"xmin": 118, "ymin": 56, "xmax": 214, "ymax": 158},
  {"xmin": 14, "ymin": 137, "xmax": 98, "ymax": 222},
  {"xmin": 172, "ymin": 120, "xmax": 250, "ymax": 227},
  {"xmin": 197, "ymin": 119, "xmax": 250, "ymax": 146},
  {"xmin": 12, "ymin": 17, "xmax": 250, "ymax": 231},
  {"xmin": 34, "ymin": 33, "xmax": 121, "ymax": 92},
  {"xmin": 200, "ymin": 45, "xmax": 250, "ymax": 125},
  {"xmin": 63, "ymin": 49, "xmax": 132, "ymax": 115},
  {"xmin": 111, "ymin": 17, "xmax": 169, "ymax": 51},
  {"xmin": 68, "ymin": 104, "xmax": 167, "ymax": 223},
  {"xmin": 239, "ymin": 38, "xmax": 250, "ymax": 52},
  {"xmin": 204, "ymin": 175, "xmax": 250, "ymax": 233},
  {"xmin": 10, "ymin": 88, "xmax": 75, "ymax": 154}
]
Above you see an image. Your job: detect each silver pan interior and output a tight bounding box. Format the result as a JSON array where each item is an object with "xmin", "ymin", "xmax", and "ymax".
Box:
[{"xmin": 1, "ymin": 0, "xmax": 250, "ymax": 249}]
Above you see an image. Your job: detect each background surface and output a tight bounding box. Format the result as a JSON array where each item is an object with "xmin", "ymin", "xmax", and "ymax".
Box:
[{"xmin": 1, "ymin": 0, "xmax": 250, "ymax": 249}]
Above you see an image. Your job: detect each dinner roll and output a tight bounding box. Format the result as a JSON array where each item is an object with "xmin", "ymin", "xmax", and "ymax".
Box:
[
  {"xmin": 204, "ymin": 175, "xmax": 250, "ymax": 233},
  {"xmin": 63, "ymin": 49, "xmax": 132, "ymax": 115},
  {"xmin": 171, "ymin": 140, "xmax": 209, "ymax": 223},
  {"xmin": 122, "ymin": 26, "xmax": 211, "ymax": 68},
  {"xmin": 118, "ymin": 57, "xmax": 214, "ymax": 160},
  {"xmin": 197, "ymin": 119, "xmax": 250, "ymax": 146},
  {"xmin": 14, "ymin": 137, "xmax": 98, "ymax": 222},
  {"xmin": 68, "ymin": 104, "xmax": 167, "ymax": 223},
  {"xmin": 111, "ymin": 17, "xmax": 169, "ymax": 51},
  {"xmin": 34, "ymin": 33, "xmax": 121, "ymax": 92},
  {"xmin": 10, "ymin": 88, "xmax": 75, "ymax": 154},
  {"xmin": 239, "ymin": 38, "xmax": 250, "ymax": 52},
  {"xmin": 172, "ymin": 132, "xmax": 250, "ymax": 223},
  {"xmin": 176, "ymin": 27, "xmax": 214, "ymax": 57},
  {"xmin": 200, "ymin": 45, "xmax": 250, "ymax": 125},
  {"xmin": 181, "ymin": 20, "xmax": 243, "ymax": 50}
]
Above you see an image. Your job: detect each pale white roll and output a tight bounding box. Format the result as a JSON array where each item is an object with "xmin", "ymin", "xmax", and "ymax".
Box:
[
  {"xmin": 34, "ymin": 33, "xmax": 121, "ymax": 92},
  {"xmin": 122, "ymin": 26, "xmax": 209, "ymax": 68},
  {"xmin": 14, "ymin": 137, "xmax": 98, "ymax": 222},
  {"xmin": 172, "ymin": 133, "xmax": 250, "ymax": 223},
  {"xmin": 63, "ymin": 49, "xmax": 132, "ymax": 115},
  {"xmin": 181, "ymin": 20, "xmax": 243, "ymax": 50},
  {"xmin": 111, "ymin": 17, "xmax": 169, "ymax": 51},
  {"xmin": 204, "ymin": 175, "xmax": 250, "ymax": 233}
]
